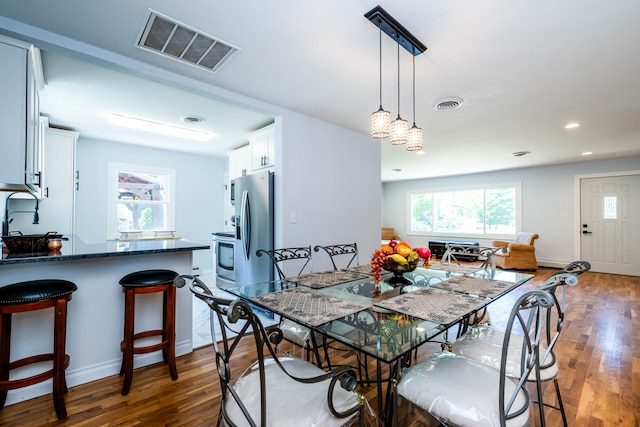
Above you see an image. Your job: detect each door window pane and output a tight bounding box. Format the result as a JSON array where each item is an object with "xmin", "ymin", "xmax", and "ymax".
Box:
[{"xmin": 603, "ymin": 196, "xmax": 617, "ymax": 219}]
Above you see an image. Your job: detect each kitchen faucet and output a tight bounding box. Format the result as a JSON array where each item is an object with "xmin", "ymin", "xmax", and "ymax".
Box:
[{"xmin": 2, "ymin": 192, "xmax": 40, "ymax": 236}]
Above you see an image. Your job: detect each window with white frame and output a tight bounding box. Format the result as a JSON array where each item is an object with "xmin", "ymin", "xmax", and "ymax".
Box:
[
  {"xmin": 107, "ymin": 163, "xmax": 176, "ymax": 238},
  {"xmin": 408, "ymin": 183, "xmax": 521, "ymax": 237}
]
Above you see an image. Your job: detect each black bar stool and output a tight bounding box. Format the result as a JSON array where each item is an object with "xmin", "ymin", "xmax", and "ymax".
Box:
[
  {"xmin": 119, "ymin": 269, "xmax": 179, "ymax": 395},
  {"xmin": 0, "ymin": 279, "xmax": 77, "ymax": 419}
]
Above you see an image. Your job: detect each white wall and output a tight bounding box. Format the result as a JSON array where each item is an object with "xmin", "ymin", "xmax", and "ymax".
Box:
[
  {"xmin": 382, "ymin": 155, "xmax": 640, "ymax": 266},
  {"xmin": 73, "ymin": 137, "xmax": 224, "ymax": 272},
  {"xmin": 275, "ymin": 111, "xmax": 382, "ymax": 273}
]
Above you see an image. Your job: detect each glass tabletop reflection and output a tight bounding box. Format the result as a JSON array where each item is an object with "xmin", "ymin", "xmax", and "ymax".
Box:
[{"xmin": 222, "ymin": 266, "xmax": 533, "ymax": 363}]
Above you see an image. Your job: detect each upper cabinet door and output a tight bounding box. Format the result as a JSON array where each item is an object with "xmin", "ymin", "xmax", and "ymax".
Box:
[
  {"xmin": 0, "ymin": 40, "xmax": 28, "ymax": 190},
  {"xmin": 249, "ymin": 124, "xmax": 275, "ymax": 171},
  {"xmin": 0, "ymin": 37, "xmax": 42, "ymax": 195}
]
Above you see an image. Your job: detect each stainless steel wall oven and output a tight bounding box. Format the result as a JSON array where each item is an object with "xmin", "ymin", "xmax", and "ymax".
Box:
[{"xmin": 213, "ymin": 232, "xmax": 235, "ymax": 284}]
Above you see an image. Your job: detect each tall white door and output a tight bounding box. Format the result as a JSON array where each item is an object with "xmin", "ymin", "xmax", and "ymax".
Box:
[{"xmin": 580, "ymin": 174, "xmax": 640, "ymax": 276}]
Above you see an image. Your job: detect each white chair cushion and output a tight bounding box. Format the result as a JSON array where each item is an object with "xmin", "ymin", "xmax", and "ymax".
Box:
[
  {"xmin": 224, "ymin": 356, "xmax": 360, "ymax": 427},
  {"xmin": 452, "ymin": 325, "xmax": 559, "ymax": 381},
  {"xmin": 398, "ymin": 352, "xmax": 530, "ymax": 427},
  {"xmin": 514, "ymin": 232, "xmax": 534, "ymax": 244}
]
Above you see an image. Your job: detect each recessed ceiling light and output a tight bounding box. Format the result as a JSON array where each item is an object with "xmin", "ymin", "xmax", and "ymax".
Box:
[
  {"xmin": 416, "ymin": 151, "xmax": 426, "ymax": 155},
  {"xmin": 565, "ymin": 122, "xmax": 580, "ymax": 129},
  {"xmin": 582, "ymin": 151, "xmax": 592, "ymax": 156},
  {"xmin": 108, "ymin": 113, "xmax": 214, "ymax": 141},
  {"xmin": 510, "ymin": 151, "xmax": 531, "ymax": 157}
]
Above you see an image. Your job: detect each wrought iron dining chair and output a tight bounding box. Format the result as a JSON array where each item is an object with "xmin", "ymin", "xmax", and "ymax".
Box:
[
  {"xmin": 398, "ymin": 289, "xmax": 554, "ymax": 427},
  {"xmin": 255, "ymin": 246, "xmax": 329, "ymax": 368},
  {"xmin": 256, "ymin": 246, "xmax": 313, "ymax": 281},
  {"xmin": 177, "ymin": 275, "xmax": 364, "ymax": 427},
  {"xmin": 437, "ymin": 244, "xmax": 508, "ymax": 339},
  {"xmin": 451, "ymin": 265, "xmax": 588, "ymax": 426},
  {"xmin": 313, "ymin": 243, "xmax": 359, "ymax": 270}
]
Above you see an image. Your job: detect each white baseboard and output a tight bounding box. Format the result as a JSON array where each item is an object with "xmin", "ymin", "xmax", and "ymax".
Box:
[
  {"xmin": 4, "ymin": 340, "xmax": 192, "ymax": 407},
  {"xmin": 537, "ymin": 259, "xmax": 574, "ymax": 269}
]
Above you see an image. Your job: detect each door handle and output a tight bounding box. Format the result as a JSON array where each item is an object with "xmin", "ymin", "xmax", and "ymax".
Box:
[{"xmin": 582, "ymin": 230, "xmax": 592, "ymax": 234}]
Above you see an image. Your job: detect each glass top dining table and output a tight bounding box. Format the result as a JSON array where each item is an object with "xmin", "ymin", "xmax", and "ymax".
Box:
[{"xmin": 221, "ymin": 265, "xmax": 534, "ymax": 364}]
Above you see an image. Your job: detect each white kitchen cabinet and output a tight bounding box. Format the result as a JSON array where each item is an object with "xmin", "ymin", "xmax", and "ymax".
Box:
[
  {"xmin": 37, "ymin": 124, "xmax": 78, "ymax": 236},
  {"xmin": 227, "ymin": 144, "xmax": 250, "ymax": 180},
  {"xmin": 249, "ymin": 124, "xmax": 275, "ymax": 171},
  {"xmin": 0, "ymin": 36, "xmax": 42, "ymax": 195}
]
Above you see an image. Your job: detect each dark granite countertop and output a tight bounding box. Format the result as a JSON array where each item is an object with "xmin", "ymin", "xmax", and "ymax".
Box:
[{"xmin": 0, "ymin": 235, "xmax": 210, "ymax": 265}]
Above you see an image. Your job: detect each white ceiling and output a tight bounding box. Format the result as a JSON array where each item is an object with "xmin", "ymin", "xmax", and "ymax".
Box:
[{"xmin": 1, "ymin": 1, "xmax": 639, "ymax": 182}]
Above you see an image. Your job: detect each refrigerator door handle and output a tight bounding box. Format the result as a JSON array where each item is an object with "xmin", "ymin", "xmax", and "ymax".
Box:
[{"xmin": 240, "ymin": 190, "xmax": 251, "ymax": 261}]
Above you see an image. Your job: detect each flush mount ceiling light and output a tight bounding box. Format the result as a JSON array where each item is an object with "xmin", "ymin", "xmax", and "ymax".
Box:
[
  {"xmin": 365, "ymin": 6, "xmax": 426, "ymax": 146},
  {"xmin": 565, "ymin": 122, "xmax": 580, "ymax": 129},
  {"xmin": 108, "ymin": 113, "xmax": 214, "ymax": 141}
]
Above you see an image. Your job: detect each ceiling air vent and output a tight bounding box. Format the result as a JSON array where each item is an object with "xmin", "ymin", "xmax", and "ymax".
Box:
[
  {"xmin": 434, "ymin": 97, "xmax": 464, "ymax": 111},
  {"xmin": 137, "ymin": 10, "xmax": 240, "ymax": 73}
]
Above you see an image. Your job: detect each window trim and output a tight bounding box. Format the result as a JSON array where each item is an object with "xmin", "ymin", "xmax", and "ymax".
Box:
[
  {"xmin": 107, "ymin": 162, "xmax": 176, "ymax": 239},
  {"xmin": 406, "ymin": 181, "xmax": 522, "ymax": 240}
]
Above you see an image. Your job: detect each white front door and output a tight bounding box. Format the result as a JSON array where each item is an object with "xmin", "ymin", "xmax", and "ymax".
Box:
[{"xmin": 580, "ymin": 174, "xmax": 640, "ymax": 276}]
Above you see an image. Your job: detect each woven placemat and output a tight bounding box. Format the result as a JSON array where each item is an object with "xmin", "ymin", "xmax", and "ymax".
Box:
[
  {"xmin": 428, "ymin": 264, "xmax": 483, "ymax": 275},
  {"xmin": 288, "ymin": 270, "xmax": 367, "ymax": 288},
  {"xmin": 342, "ymin": 264, "xmax": 374, "ymax": 275},
  {"xmin": 431, "ymin": 276, "xmax": 514, "ymax": 298},
  {"xmin": 373, "ymin": 287, "xmax": 486, "ymax": 325},
  {"xmin": 250, "ymin": 287, "xmax": 368, "ymax": 327}
]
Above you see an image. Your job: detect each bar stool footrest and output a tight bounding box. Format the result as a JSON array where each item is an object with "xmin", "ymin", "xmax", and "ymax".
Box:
[
  {"xmin": 120, "ymin": 329, "xmax": 170, "ymax": 355},
  {"xmin": 0, "ymin": 353, "xmax": 70, "ymax": 390}
]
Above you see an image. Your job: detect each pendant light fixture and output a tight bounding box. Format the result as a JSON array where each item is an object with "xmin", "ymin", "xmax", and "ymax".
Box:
[
  {"xmin": 370, "ymin": 19, "xmax": 391, "ymax": 139},
  {"xmin": 365, "ymin": 6, "xmax": 426, "ymax": 146},
  {"xmin": 389, "ymin": 39, "xmax": 408, "ymax": 145},
  {"xmin": 406, "ymin": 53, "xmax": 424, "ymax": 151}
]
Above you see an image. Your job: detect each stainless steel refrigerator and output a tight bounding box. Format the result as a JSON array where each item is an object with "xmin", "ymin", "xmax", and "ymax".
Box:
[{"xmin": 232, "ymin": 170, "xmax": 274, "ymax": 286}]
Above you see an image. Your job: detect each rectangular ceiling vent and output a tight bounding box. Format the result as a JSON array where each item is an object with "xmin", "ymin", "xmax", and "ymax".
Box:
[{"xmin": 137, "ymin": 10, "xmax": 240, "ymax": 73}]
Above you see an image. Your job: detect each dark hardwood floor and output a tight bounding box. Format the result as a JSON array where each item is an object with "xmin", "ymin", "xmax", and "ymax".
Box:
[{"xmin": 0, "ymin": 268, "xmax": 638, "ymax": 426}]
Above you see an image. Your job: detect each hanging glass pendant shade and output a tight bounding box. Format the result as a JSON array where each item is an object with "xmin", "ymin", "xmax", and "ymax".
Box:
[
  {"xmin": 370, "ymin": 20, "xmax": 391, "ymax": 139},
  {"xmin": 371, "ymin": 107, "xmax": 391, "ymax": 139},
  {"xmin": 389, "ymin": 116, "xmax": 408, "ymax": 145},
  {"xmin": 406, "ymin": 54, "xmax": 423, "ymax": 151},
  {"xmin": 406, "ymin": 125, "xmax": 423, "ymax": 151},
  {"xmin": 389, "ymin": 40, "xmax": 407, "ymax": 145}
]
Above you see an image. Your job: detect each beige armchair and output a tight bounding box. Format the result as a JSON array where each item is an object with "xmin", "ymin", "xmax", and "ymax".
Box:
[{"xmin": 492, "ymin": 232, "xmax": 539, "ymax": 270}]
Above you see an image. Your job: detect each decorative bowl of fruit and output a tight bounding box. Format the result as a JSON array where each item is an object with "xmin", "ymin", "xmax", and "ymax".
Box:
[{"xmin": 371, "ymin": 241, "xmax": 431, "ymax": 287}]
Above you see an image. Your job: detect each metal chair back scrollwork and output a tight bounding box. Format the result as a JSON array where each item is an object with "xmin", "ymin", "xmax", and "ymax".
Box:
[
  {"xmin": 313, "ymin": 243, "xmax": 359, "ymax": 270},
  {"xmin": 176, "ymin": 275, "xmax": 364, "ymax": 427},
  {"xmin": 442, "ymin": 243, "xmax": 507, "ymax": 277},
  {"xmin": 256, "ymin": 246, "xmax": 313, "ymax": 280}
]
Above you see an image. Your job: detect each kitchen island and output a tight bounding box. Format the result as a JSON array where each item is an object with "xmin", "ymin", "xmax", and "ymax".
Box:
[{"xmin": 0, "ymin": 236, "xmax": 209, "ymax": 406}]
